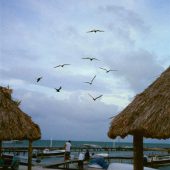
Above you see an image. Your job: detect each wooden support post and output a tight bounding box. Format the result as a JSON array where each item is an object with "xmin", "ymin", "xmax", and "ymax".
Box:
[
  {"xmin": 28, "ymin": 140, "xmax": 33, "ymax": 170},
  {"xmin": 0, "ymin": 141, "xmax": 2, "ymax": 157},
  {"xmin": 133, "ymin": 134, "xmax": 143, "ymax": 170}
]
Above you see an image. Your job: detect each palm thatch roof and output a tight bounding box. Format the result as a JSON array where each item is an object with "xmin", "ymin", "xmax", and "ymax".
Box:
[
  {"xmin": 108, "ymin": 66, "xmax": 170, "ymax": 140},
  {"xmin": 0, "ymin": 86, "xmax": 41, "ymax": 141}
]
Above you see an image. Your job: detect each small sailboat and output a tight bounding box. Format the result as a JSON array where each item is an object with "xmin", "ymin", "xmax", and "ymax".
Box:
[
  {"xmin": 50, "ymin": 137, "xmax": 53, "ymax": 148},
  {"xmin": 41, "ymin": 138, "xmax": 65, "ymax": 157}
]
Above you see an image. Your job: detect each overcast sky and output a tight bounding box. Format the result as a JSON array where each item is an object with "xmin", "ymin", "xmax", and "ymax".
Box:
[{"xmin": 1, "ymin": 0, "xmax": 170, "ymax": 143}]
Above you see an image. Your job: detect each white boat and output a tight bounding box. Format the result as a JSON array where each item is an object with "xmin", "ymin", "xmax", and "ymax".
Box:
[
  {"xmin": 43, "ymin": 148, "xmax": 65, "ymax": 155},
  {"xmin": 94, "ymin": 153, "xmax": 109, "ymax": 157},
  {"xmin": 37, "ymin": 138, "xmax": 66, "ymax": 156},
  {"xmin": 32, "ymin": 148, "xmax": 65, "ymax": 158},
  {"xmin": 83, "ymin": 144, "xmax": 102, "ymax": 149},
  {"xmin": 3, "ymin": 140, "xmax": 23, "ymax": 144},
  {"xmin": 145, "ymin": 154, "xmax": 170, "ymax": 166}
]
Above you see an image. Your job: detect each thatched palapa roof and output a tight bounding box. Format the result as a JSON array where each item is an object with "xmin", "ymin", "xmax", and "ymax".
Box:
[
  {"xmin": 0, "ymin": 86, "xmax": 41, "ymax": 141},
  {"xmin": 108, "ymin": 66, "xmax": 170, "ymax": 139}
]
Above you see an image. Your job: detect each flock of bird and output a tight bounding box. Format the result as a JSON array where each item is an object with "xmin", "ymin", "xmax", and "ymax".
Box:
[{"xmin": 36, "ymin": 29, "xmax": 118, "ymax": 101}]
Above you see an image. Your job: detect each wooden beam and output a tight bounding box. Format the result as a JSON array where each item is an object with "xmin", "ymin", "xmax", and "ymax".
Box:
[
  {"xmin": 28, "ymin": 140, "xmax": 32, "ymax": 170},
  {"xmin": 133, "ymin": 134, "xmax": 143, "ymax": 170}
]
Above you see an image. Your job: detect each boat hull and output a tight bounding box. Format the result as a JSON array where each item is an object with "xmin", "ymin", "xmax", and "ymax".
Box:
[{"xmin": 33, "ymin": 149, "xmax": 65, "ymax": 158}]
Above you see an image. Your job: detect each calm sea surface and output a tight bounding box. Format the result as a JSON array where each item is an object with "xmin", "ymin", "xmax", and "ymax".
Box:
[{"xmin": 2, "ymin": 140, "xmax": 170, "ymax": 170}]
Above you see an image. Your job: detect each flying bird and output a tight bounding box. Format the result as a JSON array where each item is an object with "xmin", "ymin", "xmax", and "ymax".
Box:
[
  {"xmin": 99, "ymin": 67, "xmax": 118, "ymax": 73},
  {"xmin": 54, "ymin": 64, "xmax": 70, "ymax": 68},
  {"xmin": 88, "ymin": 94, "xmax": 103, "ymax": 101},
  {"xmin": 55, "ymin": 86, "xmax": 62, "ymax": 92},
  {"xmin": 36, "ymin": 77, "xmax": 42, "ymax": 82},
  {"xmin": 84, "ymin": 75, "xmax": 96, "ymax": 85},
  {"xmin": 87, "ymin": 29, "xmax": 104, "ymax": 33},
  {"xmin": 82, "ymin": 57, "xmax": 100, "ymax": 61}
]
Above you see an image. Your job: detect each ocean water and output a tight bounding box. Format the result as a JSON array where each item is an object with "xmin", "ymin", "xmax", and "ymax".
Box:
[
  {"xmin": 3, "ymin": 139, "xmax": 170, "ymax": 148},
  {"xmin": 2, "ymin": 140, "xmax": 170, "ymax": 170}
]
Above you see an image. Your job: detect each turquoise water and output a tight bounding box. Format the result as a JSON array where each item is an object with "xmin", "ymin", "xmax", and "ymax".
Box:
[{"xmin": 2, "ymin": 140, "xmax": 170, "ymax": 170}]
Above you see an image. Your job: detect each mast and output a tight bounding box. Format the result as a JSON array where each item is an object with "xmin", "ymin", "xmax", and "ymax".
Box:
[{"xmin": 50, "ymin": 138, "xmax": 53, "ymax": 148}]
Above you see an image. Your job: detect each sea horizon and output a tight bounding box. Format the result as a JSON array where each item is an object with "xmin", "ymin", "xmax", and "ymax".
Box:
[{"xmin": 3, "ymin": 139, "xmax": 170, "ymax": 149}]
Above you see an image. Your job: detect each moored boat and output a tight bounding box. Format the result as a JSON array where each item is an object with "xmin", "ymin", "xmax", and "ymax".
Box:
[
  {"xmin": 32, "ymin": 148, "xmax": 65, "ymax": 158},
  {"xmin": 145, "ymin": 155, "xmax": 170, "ymax": 166},
  {"xmin": 83, "ymin": 144, "xmax": 102, "ymax": 149}
]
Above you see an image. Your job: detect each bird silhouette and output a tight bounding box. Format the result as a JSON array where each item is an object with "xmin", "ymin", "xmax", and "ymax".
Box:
[
  {"xmin": 55, "ymin": 86, "xmax": 62, "ymax": 92},
  {"xmin": 99, "ymin": 67, "xmax": 118, "ymax": 73},
  {"xmin": 82, "ymin": 57, "xmax": 100, "ymax": 61},
  {"xmin": 54, "ymin": 64, "xmax": 70, "ymax": 68},
  {"xmin": 88, "ymin": 94, "xmax": 103, "ymax": 101},
  {"xmin": 36, "ymin": 77, "xmax": 42, "ymax": 82},
  {"xmin": 84, "ymin": 75, "xmax": 96, "ymax": 85},
  {"xmin": 87, "ymin": 29, "xmax": 104, "ymax": 33}
]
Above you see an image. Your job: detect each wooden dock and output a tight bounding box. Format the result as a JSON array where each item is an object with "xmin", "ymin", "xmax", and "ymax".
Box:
[
  {"xmin": 44, "ymin": 156, "xmax": 133, "ymax": 169},
  {"xmin": 19, "ymin": 165, "xmax": 104, "ymax": 170},
  {"xmin": 2, "ymin": 146, "xmax": 170, "ymax": 170},
  {"xmin": 2, "ymin": 146, "xmax": 170, "ymax": 154}
]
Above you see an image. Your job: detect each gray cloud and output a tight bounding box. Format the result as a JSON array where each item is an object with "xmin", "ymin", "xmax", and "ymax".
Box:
[
  {"xmin": 13, "ymin": 89, "xmax": 118, "ymax": 140},
  {"xmin": 99, "ymin": 5, "xmax": 149, "ymax": 32},
  {"xmin": 100, "ymin": 48, "xmax": 163, "ymax": 93}
]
